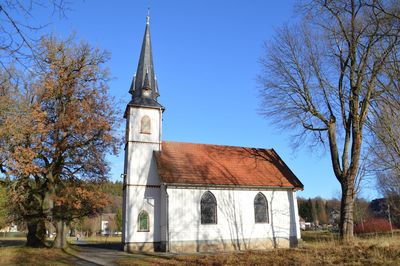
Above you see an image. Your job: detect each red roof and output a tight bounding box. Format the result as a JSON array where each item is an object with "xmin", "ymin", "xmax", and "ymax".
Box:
[{"xmin": 154, "ymin": 141, "xmax": 303, "ymax": 189}]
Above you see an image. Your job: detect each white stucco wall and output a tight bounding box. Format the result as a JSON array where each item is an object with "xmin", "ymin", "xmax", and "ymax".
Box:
[
  {"xmin": 123, "ymin": 106, "xmax": 163, "ymax": 245},
  {"xmin": 126, "ymin": 108, "xmax": 162, "ymax": 145},
  {"xmin": 122, "ymin": 106, "xmax": 302, "ymax": 251},
  {"xmin": 124, "ymin": 184, "xmax": 161, "ymax": 243},
  {"xmin": 166, "ymin": 187, "xmax": 299, "ymax": 248}
]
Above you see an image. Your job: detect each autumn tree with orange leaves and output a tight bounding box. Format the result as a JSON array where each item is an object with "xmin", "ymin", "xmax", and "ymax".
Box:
[
  {"xmin": 0, "ymin": 36, "xmax": 120, "ymax": 248},
  {"xmin": 51, "ymin": 182, "xmax": 111, "ymax": 248}
]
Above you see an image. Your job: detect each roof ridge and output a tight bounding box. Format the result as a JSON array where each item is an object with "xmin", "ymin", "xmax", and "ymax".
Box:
[{"xmin": 162, "ymin": 140, "xmax": 273, "ymax": 151}]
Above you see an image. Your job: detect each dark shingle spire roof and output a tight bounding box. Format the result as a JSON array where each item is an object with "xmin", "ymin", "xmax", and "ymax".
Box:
[{"xmin": 128, "ymin": 15, "xmax": 163, "ymax": 109}]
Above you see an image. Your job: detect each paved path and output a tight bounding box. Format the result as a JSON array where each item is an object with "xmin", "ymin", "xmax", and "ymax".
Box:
[
  {"xmin": 69, "ymin": 241, "xmax": 164, "ymax": 266},
  {"xmin": 66, "ymin": 243, "xmax": 174, "ymax": 266},
  {"xmin": 66, "ymin": 245, "xmax": 127, "ymax": 266},
  {"xmin": 62, "ymin": 252, "xmax": 100, "ymax": 266}
]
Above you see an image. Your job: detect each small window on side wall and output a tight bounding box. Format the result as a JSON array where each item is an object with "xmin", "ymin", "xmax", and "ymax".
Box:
[
  {"xmin": 138, "ymin": 211, "xmax": 149, "ymax": 231},
  {"xmin": 140, "ymin": 115, "xmax": 151, "ymax": 134},
  {"xmin": 254, "ymin": 192, "xmax": 269, "ymax": 223},
  {"xmin": 201, "ymin": 191, "xmax": 217, "ymax": 224}
]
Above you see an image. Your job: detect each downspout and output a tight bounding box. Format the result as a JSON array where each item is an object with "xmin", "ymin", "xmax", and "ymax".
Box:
[
  {"xmin": 165, "ymin": 184, "xmax": 170, "ymax": 252},
  {"xmin": 292, "ymin": 188, "xmax": 301, "ymax": 244}
]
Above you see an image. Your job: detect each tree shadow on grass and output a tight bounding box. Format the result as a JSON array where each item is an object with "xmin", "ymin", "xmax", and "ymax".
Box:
[
  {"xmin": 73, "ymin": 242, "xmax": 123, "ymax": 251},
  {"xmin": 0, "ymin": 243, "xmax": 82, "ymax": 266},
  {"xmin": 9, "ymin": 248, "xmax": 76, "ymax": 266},
  {"xmin": 0, "ymin": 239, "xmax": 26, "ymax": 247}
]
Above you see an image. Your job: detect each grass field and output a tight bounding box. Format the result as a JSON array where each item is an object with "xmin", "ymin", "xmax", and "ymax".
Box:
[
  {"xmin": 0, "ymin": 236, "xmax": 99, "ymax": 265},
  {"xmin": 0, "ymin": 235, "xmax": 122, "ymax": 265},
  {"xmin": 0, "ymin": 238, "xmax": 75, "ymax": 266},
  {"xmin": 0, "ymin": 247, "xmax": 77, "ymax": 266},
  {"xmin": 116, "ymin": 231, "xmax": 400, "ymax": 265},
  {"xmin": 68, "ymin": 235, "xmax": 122, "ymax": 244},
  {"xmin": 1, "ymin": 232, "xmax": 400, "ymax": 265}
]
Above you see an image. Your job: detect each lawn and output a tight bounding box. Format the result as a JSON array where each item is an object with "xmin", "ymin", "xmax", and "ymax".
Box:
[
  {"xmin": 0, "ymin": 238, "xmax": 76, "ymax": 266},
  {"xmin": 1, "ymin": 232, "xmax": 400, "ymax": 265},
  {"xmin": 69, "ymin": 235, "xmax": 122, "ymax": 244},
  {"xmin": 116, "ymin": 232, "xmax": 400, "ymax": 266},
  {"xmin": 0, "ymin": 237, "xmax": 88, "ymax": 266},
  {"xmin": 0, "ymin": 236, "xmax": 123, "ymax": 265}
]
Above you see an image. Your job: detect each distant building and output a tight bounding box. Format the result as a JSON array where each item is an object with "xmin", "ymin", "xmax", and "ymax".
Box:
[
  {"xmin": 299, "ymin": 217, "xmax": 306, "ymax": 230},
  {"xmin": 329, "ymin": 209, "xmax": 340, "ymax": 225},
  {"xmin": 122, "ymin": 15, "xmax": 304, "ymax": 253},
  {"xmin": 101, "ymin": 221, "xmax": 109, "ymax": 235},
  {"xmin": 100, "ymin": 213, "xmax": 116, "ymax": 235},
  {"xmin": 0, "ymin": 222, "xmax": 18, "ymax": 233}
]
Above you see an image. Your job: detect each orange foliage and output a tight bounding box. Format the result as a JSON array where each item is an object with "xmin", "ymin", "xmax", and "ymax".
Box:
[
  {"xmin": 1, "ymin": 35, "xmax": 120, "ymax": 226},
  {"xmin": 52, "ymin": 183, "xmax": 110, "ymax": 220}
]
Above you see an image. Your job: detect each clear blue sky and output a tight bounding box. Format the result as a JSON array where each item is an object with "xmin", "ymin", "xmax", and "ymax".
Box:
[{"xmin": 32, "ymin": 0, "xmax": 378, "ymax": 200}]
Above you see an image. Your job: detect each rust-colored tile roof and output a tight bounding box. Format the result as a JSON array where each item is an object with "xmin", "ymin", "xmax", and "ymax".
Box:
[{"xmin": 154, "ymin": 141, "xmax": 303, "ymax": 189}]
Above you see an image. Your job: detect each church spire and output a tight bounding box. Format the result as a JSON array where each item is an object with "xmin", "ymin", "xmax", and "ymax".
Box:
[{"xmin": 129, "ymin": 13, "xmax": 162, "ymax": 109}]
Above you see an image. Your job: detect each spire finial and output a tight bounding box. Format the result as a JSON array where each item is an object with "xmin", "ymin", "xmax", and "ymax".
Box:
[{"xmin": 146, "ymin": 8, "xmax": 150, "ymax": 25}]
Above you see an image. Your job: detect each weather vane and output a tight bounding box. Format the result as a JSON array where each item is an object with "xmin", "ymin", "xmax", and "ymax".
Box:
[
  {"xmin": 146, "ymin": 8, "xmax": 150, "ymax": 24},
  {"xmin": 146, "ymin": 0, "xmax": 151, "ymax": 24}
]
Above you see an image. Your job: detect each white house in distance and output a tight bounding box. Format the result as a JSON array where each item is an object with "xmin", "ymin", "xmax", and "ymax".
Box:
[{"xmin": 122, "ymin": 15, "xmax": 304, "ymax": 253}]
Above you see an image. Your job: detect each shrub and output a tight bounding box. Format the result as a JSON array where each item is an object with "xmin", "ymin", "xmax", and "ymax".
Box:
[{"xmin": 354, "ymin": 218, "xmax": 395, "ymax": 234}]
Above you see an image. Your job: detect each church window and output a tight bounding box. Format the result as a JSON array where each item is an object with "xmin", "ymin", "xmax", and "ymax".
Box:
[
  {"xmin": 140, "ymin": 115, "xmax": 151, "ymax": 134},
  {"xmin": 254, "ymin": 193, "xmax": 269, "ymax": 223},
  {"xmin": 138, "ymin": 211, "xmax": 149, "ymax": 231},
  {"xmin": 201, "ymin": 191, "xmax": 217, "ymax": 224}
]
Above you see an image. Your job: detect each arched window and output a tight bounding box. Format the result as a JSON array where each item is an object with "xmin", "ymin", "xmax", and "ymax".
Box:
[
  {"xmin": 140, "ymin": 115, "xmax": 151, "ymax": 134},
  {"xmin": 138, "ymin": 211, "xmax": 149, "ymax": 231},
  {"xmin": 201, "ymin": 191, "xmax": 217, "ymax": 224},
  {"xmin": 254, "ymin": 193, "xmax": 269, "ymax": 223}
]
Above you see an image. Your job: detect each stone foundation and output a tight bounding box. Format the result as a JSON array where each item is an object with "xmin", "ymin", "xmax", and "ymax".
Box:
[
  {"xmin": 124, "ymin": 237, "xmax": 299, "ymax": 253},
  {"xmin": 289, "ymin": 236, "xmax": 298, "ymax": 248},
  {"xmin": 124, "ymin": 241, "xmax": 166, "ymax": 252},
  {"xmin": 168, "ymin": 237, "xmax": 292, "ymax": 253}
]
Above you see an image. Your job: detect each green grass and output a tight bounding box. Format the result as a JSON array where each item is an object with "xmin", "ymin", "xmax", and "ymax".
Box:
[{"xmin": 68, "ymin": 235, "xmax": 121, "ymax": 243}]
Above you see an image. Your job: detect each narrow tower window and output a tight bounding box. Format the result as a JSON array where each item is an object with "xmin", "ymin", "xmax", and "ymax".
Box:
[
  {"xmin": 201, "ymin": 191, "xmax": 217, "ymax": 224},
  {"xmin": 138, "ymin": 211, "xmax": 149, "ymax": 231},
  {"xmin": 140, "ymin": 115, "xmax": 151, "ymax": 134},
  {"xmin": 254, "ymin": 192, "xmax": 269, "ymax": 223}
]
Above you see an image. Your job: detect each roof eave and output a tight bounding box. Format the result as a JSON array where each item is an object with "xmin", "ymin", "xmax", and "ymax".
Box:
[
  {"xmin": 270, "ymin": 148, "xmax": 304, "ymax": 189},
  {"xmin": 124, "ymin": 102, "xmax": 165, "ymax": 118},
  {"xmin": 161, "ymin": 182, "xmax": 298, "ymax": 190}
]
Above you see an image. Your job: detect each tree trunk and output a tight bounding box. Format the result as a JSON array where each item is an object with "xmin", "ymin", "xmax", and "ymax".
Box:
[
  {"xmin": 339, "ymin": 182, "xmax": 355, "ymax": 241},
  {"xmin": 52, "ymin": 220, "xmax": 68, "ymax": 249},
  {"xmin": 26, "ymin": 219, "xmax": 47, "ymax": 247}
]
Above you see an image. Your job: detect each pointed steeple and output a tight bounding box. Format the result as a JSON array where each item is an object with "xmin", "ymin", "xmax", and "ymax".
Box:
[{"xmin": 128, "ymin": 13, "xmax": 163, "ymax": 109}]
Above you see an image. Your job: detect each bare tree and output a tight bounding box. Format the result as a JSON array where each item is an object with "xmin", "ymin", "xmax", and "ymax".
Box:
[
  {"xmin": 369, "ymin": 50, "xmax": 400, "ymax": 174},
  {"xmin": 0, "ymin": 0, "xmax": 68, "ymax": 70},
  {"xmin": 258, "ymin": 0, "xmax": 400, "ymax": 240},
  {"xmin": 369, "ymin": 50, "xmax": 400, "ymax": 222}
]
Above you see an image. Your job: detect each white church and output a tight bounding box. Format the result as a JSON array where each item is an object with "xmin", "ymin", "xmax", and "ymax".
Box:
[{"xmin": 122, "ymin": 16, "xmax": 304, "ymax": 253}]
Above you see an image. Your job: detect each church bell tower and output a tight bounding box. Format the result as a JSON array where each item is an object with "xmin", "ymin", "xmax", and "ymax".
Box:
[{"xmin": 122, "ymin": 14, "xmax": 164, "ymax": 252}]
